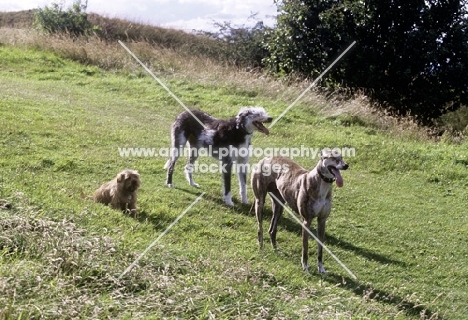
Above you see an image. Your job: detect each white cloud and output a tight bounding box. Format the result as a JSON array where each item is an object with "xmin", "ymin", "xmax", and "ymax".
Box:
[
  {"xmin": 0, "ymin": 0, "xmax": 49, "ymax": 11},
  {"xmin": 0, "ymin": 0, "xmax": 277, "ymax": 31}
]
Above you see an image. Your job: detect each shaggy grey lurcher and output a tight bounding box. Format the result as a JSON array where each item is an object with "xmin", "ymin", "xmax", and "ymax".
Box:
[{"xmin": 164, "ymin": 106, "xmax": 272, "ymax": 207}]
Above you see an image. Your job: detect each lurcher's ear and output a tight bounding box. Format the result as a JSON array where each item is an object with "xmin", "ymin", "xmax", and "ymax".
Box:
[
  {"xmin": 236, "ymin": 113, "xmax": 245, "ymax": 130},
  {"xmin": 236, "ymin": 107, "xmax": 251, "ymax": 130}
]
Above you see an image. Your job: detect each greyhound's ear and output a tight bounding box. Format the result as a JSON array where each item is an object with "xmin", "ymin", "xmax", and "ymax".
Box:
[
  {"xmin": 320, "ymin": 148, "xmax": 332, "ymax": 160},
  {"xmin": 319, "ymin": 150, "xmax": 325, "ymax": 160}
]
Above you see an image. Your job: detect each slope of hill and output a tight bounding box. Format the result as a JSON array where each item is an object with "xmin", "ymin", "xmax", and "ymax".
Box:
[{"xmin": 1, "ymin": 16, "xmax": 468, "ymax": 319}]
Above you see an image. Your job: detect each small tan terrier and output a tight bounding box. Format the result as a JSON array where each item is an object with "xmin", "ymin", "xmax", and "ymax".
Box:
[{"xmin": 93, "ymin": 169, "xmax": 141, "ymax": 217}]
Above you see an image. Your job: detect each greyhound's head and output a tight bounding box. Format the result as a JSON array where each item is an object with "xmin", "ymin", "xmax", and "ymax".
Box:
[
  {"xmin": 236, "ymin": 106, "xmax": 272, "ymax": 135},
  {"xmin": 318, "ymin": 149, "xmax": 349, "ymax": 188}
]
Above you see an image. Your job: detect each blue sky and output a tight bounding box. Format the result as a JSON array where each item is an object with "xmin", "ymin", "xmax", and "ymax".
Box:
[{"xmin": 0, "ymin": 0, "xmax": 278, "ymax": 31}]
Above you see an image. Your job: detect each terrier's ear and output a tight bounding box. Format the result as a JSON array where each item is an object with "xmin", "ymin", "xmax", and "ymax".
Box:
[{"xmin": 116, "ymin": 173, "xmax": 126, "ymax": 183}]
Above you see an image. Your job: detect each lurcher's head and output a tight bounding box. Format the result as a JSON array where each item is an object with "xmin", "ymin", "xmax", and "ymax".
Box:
[{"xmin": 236, "ymin": 106, "xmax": 272, "ymax": 135}]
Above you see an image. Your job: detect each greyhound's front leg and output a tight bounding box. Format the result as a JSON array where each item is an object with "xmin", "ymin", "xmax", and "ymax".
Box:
[
  {"xmin": 301, "ymin": 219, "xmax": 311, "ymax": 273},
  {"xmin": 317, "ymin": 217, "xmax": 327, "ymax": 274},
  {"xmin": 255, "ymin": 197, "xmax": 265, "ymax": 248},
  {"xmin": 269, "ymin": 190, "xmax": 284, "ymax": 251}
]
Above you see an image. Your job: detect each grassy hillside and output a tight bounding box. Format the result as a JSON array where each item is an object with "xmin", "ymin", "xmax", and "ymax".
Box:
[
  {"xmin": 0, "ymin": 10, "xmax": 35, "ymax": 28},
  {"xmin": 0, "ymin": 9, "xmax": 260, "ymax": 68},
  {"xmin": 1, "ymin": 28, "xmax": 468, "ymax": 319}
]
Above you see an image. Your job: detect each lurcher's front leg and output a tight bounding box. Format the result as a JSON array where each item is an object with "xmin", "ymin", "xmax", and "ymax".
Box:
[
  {"xmin": 185, "ymin": 146, "xmax": 200, "ymax": 188},
  {"xmin": 222, "ymin": 161, "xmax": 234, "ymax": 206},
  {"xmin": 238, "ymin": 170, "xmax": 248, "ymax": 204},
  {"xmin": 236, "ymin": 156, "xmax": 250, "ymax": 204}
]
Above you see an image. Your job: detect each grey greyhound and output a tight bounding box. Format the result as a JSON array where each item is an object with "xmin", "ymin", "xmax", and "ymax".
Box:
[{"xmin": 251, "ymin": 149, "xmax": 348, "ymax": 274}]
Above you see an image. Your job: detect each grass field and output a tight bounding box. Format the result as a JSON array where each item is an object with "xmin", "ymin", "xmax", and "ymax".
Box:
[{"xmin": 1, "ymin": 39, "xmax": 468, "ymax": 319}]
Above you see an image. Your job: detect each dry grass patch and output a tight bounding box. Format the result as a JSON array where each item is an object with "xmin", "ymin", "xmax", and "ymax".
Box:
[{"xmin": 0, "ymin": 27, "xmax": 464, "ymax": 143}]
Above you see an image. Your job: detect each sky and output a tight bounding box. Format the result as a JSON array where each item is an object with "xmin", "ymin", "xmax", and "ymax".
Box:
[{"xmin": 0, "ymin": 0, "xmax": 278, "ymax": 32}]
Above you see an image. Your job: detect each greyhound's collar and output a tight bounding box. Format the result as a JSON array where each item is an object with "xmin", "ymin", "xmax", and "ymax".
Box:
[{"xmin": 318, "ymin": 168, "xmax": 335, "ymax": 183}]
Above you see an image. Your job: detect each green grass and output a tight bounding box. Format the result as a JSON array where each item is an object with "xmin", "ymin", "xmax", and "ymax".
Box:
[{"xmin": 1, "ymin": 45, "xmax": 468, "ymax": 319}]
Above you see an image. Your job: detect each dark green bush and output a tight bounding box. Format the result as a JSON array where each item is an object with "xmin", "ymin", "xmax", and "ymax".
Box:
[{"xmin": 264, "ymin": 0, "xmax": 468, "ymax": 123}]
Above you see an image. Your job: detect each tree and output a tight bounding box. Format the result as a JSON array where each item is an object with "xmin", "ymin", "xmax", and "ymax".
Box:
[
  {"xmin": 264, "ymin": 0, "xmax": 468, "ymax": 122},
  {"xmin": 202, "ymin": 15, "xmax": 270, "ymax": 68}
]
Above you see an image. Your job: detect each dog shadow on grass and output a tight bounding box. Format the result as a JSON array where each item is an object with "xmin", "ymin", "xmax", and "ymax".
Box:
[
  {"xmin": 193, "ymin": 193, "xmax": 406, "ymax": 266},
  {"xmin": 326, "ymin": 234, "xmax": 408, "ymax": 267},
  {"xmin": 131, "ymin": 209, "xmax": 176, "ymax": 231},
  {"xmin": 324, "ymin": 273, "xmax": 440, "ymax": 319},
  {"xmin": 132, "ymin": 187, "xmax": 201, "ymax": 229},
  {"xmin": 241, "ymin": 205, "xmax": 437, "ymax": 318},
  {"xmin": 149, "ymin": 188, "xmax": 406, "ymax": 269},
  {"xmin": 244, "ymin": 207, "xmax": 437, "ymax": 318},
  {"xmin": 134, "ymin": 186, "xmax": 236, "ymax": 230},
  {"xmin": 134, "ymin": 190, "xmax": 438, "ymax": 318},
  {"xmin": 246, "ymin": 204, "xmax": 408, "ymax": 268}
]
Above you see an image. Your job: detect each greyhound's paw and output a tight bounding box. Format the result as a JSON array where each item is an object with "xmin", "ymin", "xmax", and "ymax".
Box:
[
  {"xmin": 190, "ymin": 182, "xmax": 200, "ymax": 188},
  {"xmin": 166, "ymin": 183, "xmax": 175, "ymax": 188},
  {"xmin": 318, "ymin": 263, "xmax": 327, "ymax": 274}
]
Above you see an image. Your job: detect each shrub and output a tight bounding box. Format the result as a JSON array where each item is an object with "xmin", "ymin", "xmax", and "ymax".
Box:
[
  {"xmin": 34, "ymin": 0, "xmax": 95, "ymax": 36},
  {"xmin": 202, "ymin": 17, "xmax": 270, "ymax": 68}
]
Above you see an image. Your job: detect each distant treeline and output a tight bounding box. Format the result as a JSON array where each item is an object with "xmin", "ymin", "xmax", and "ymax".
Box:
[{"xmin": 1, "ymin": 0, "xmax": 467, "ymax": 123}]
